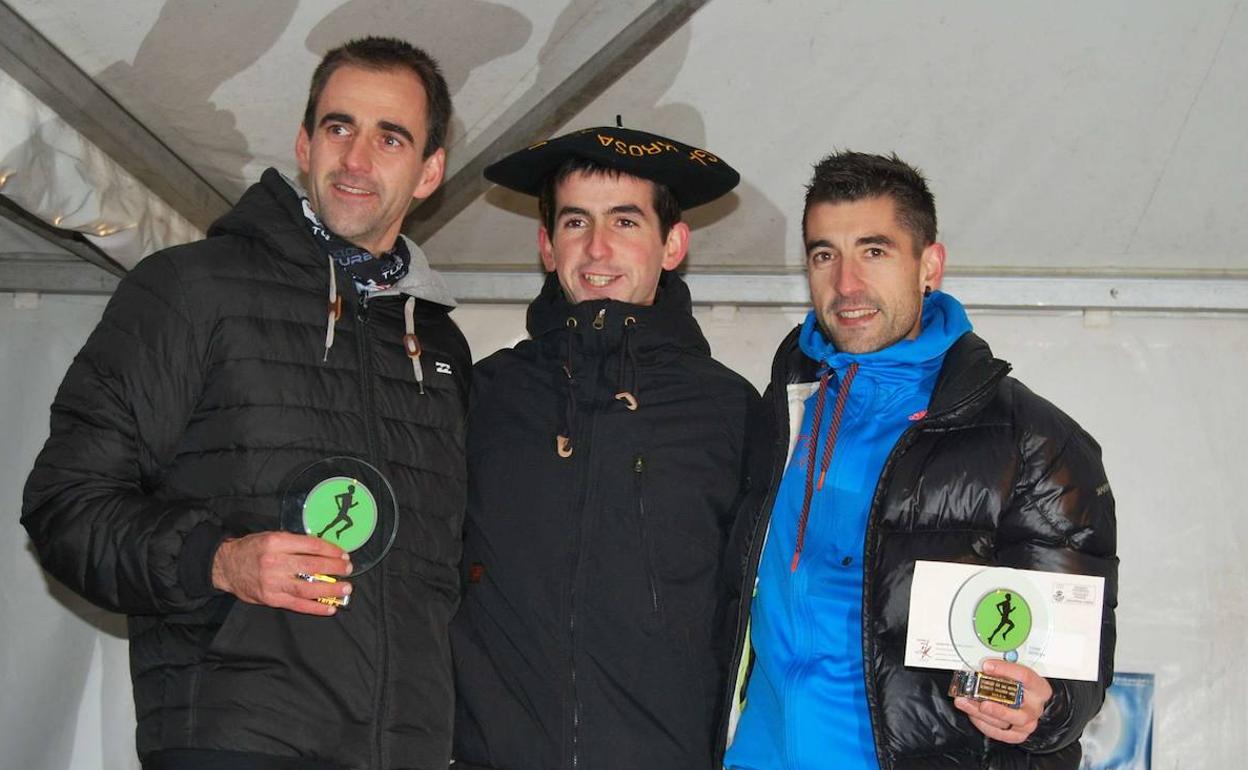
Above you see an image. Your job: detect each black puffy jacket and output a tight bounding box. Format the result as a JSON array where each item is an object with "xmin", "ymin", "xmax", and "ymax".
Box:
[
  {"xmin": 21, "ymin": 169, "xmax": 470, "ymax": 770},
  {"xmin": 720, "ymin": 328, "xmax": 1117, "ymax": 770},
  {"xmin": 452, "ymin": 272, "xmax": 765, "ymax": 770}
]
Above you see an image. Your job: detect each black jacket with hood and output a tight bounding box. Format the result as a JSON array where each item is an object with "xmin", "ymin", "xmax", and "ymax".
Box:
[
  {"xmin": 452, "ymin": 272, "xmax": 766, "ymax": 770},
  {"xmin": 719, "ymin": 328, "xmax": 1117, "ymax": 770},
  {"xmin": 22, "ymin": 169, "xmax": 471, "ymax": 770}
]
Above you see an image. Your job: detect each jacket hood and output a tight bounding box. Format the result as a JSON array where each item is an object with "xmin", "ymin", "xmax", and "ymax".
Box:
[
  {"xmin": 525, "ymin": 269, "xmax": 711, "ymax": 355},
  {"xmin": 208, "ymin": 168, "xmax": 456, "ymax": 309},
  {"xmin": 798, "ymin": 290, "xmax": 973, "ymax": 375},
  {"xmin": 208, "ymin": 168, "xmax": 314, "ymax": 259},
  {"xmin": 777, "ymin": 292, "xmax": 1010, "ymax": 424}
]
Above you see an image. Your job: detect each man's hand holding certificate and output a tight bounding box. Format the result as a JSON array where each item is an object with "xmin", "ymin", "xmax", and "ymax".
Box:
[
  {"xmin": 904, "ymin": 561, "xmax": 1107, "ymax": 742},
  {"xmin": 905, "ymin": 560, "xmax": 1107, "ymax": 680}
]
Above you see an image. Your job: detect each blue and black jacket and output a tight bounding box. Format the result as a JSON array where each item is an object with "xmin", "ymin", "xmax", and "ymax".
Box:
[{"xmin": 719, "ymin": 296, "xmax": 1117, "ymax": 770}]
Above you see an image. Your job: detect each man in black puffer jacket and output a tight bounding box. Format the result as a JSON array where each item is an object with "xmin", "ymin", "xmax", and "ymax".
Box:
[
  {"xmin": 22, "ymin": 38, "xmax": 470, "ymax": 770},
  {"xmin": 721, "ymin": 152, "xmax": 1117, "ymax": 770},
  {"xmin": 451, "ymin": 128, "xmax": 767, "ymax": 770}
]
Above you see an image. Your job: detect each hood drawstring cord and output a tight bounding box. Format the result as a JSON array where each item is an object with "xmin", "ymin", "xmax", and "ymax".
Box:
[
  {"xmin": 556, "ymin": 316, "xmax": 579, "ymax": 457},
  {"xmin": 403, "ymin": 296, "xmax": 425, "ymax": 394},
  {"xmin": 791, "ymin": 362, "xmax": 859, "ymax": 573},
  {"xmin": 556, "ymin": 309, "xmax": 638, "ymax": 457},
  {"xmin": 323, "ymin": 257, "xmax": 425, "ymax": 391},
  {"xmin": 324, "ymin": 254, "xmax": 342, "ymax": 362},
  {"xmin": 614, "ymin": 316, "xmax": 639, "ymax": 411}
]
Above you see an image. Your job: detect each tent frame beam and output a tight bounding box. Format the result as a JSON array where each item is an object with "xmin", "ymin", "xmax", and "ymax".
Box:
[
  {"xmin": 0, "ymin": 193, "xmax": 125, "ymax": 276},
  {"xmin": 4, "ymin": 263, "xmax": 1246, "ymax": 312},
  {"xmin": 404, "ymin": 0, "xmax": 711, "ymax": 244},
  {"xmin": 434, "ymin": 270, "xmax": 1248, "ymax": 313},
  {"xmin": 0, "ymin": 257, "xmax": 119, "ymax": 294}
]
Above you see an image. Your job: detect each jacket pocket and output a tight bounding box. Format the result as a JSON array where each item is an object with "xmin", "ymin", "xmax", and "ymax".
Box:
[
  {"xmin": 202, "ymin": 596, "xmax": 251, "ymax": 657},
  {"xmin": 632, "ymin": 453, "xmax": 663, "ymax": 625}
]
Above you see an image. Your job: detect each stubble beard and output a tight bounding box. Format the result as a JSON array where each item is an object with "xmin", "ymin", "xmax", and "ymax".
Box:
[
  {"xmin": 816, "ymin": 296, "xmax": 921, "ymax": 355},
  {"xmin": 312, "ymin": 177, "xmax": 388, "ymax": 252}
]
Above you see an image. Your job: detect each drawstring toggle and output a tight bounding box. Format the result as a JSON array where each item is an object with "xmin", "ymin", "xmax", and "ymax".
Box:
[{"xmin": 403, "ymin": 296, "xmax": 425, "ymax": 394}]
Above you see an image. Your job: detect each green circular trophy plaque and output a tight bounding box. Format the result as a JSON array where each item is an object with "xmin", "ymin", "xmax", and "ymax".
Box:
[
  {"xmin": 280, "ymin": 457, "xmax": 398, "ymax": 576},
  {"xmin": 948, "ymin": 566, "xmax": 1051, "ymax": 669},
  {"xmin": 972, "ymin": 589, "xmax": 1033, "ymax": 653}
]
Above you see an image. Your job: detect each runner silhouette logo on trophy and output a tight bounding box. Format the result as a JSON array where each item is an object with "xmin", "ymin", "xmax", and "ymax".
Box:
[
  {"xmin": 973, "ymin": 588, "xmax": 1033, "ymax": 658},
  {"xmin": 301, "ymin": 476, "xmax": 378, "ymax": 553},
  {"xmin": 987, "ymin": 593, "xmax": 1016, "ymax": 644}
]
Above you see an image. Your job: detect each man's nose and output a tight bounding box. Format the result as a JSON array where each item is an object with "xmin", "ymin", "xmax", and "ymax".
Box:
[
  {"xmin": 342, "ymin": 135, "xmax": 372, "ymax": 174},
  {"xmin": 833, "ymin": 261, "xmax": 865, "ymax": 295},
  {"xmin": 586, "ymin": 226, "xmax": 611, "ymax": 260}
]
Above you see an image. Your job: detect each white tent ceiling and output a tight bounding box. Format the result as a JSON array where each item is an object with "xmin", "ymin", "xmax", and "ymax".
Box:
[{"xmin": 1, "ymin": 0, "xmax": 1246, "ymax": 306}]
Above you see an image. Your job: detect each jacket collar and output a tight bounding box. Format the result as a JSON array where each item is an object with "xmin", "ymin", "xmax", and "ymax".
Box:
[
  {"xmin": 777, "ymin": 315, "xmax": 1010, "ymax": 426},
  {"xmin": 207, "ymin": 168, "xmax": 456, "ymax": 308},
  {"xmin": 208, "ymin": 168, "xmax": 318, "ymax": 268},
  {"xmin": 525, "ymin": 270, "xmax": 711, "ymax": 356},
  {"xmin": 923, "ymin": 331, "xmax": 1011, "ymax": 424},
  {"xmin": 796, "ymin": 290, "xmax": 973, "ymax": 387}
]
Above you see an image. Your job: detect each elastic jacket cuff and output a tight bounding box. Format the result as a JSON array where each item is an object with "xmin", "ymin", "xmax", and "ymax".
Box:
[{"xmin": 178, "ymin": 521, "xmax": 228, "ymax": 599}]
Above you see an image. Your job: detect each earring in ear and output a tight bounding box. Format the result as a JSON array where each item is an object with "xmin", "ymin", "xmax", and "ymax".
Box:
[{"xmin": 924, "ymin": 286, "xmax": 933, "ymax": 297}]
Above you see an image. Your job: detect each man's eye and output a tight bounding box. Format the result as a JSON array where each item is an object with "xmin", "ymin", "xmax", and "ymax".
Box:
[
  {"xmin": 327, "ymin": 124, "xmax": 349, "ymax": 136},
  {"xmin": 382, "ymin": 135, "xmax": 403, "ymax": 148},
  {"xmin": 808, "ymin": 251, "xmax": 833, "ymax": 266},
  {"xmin": 562, "ymin": 218, "xmax": 586, "ymax": 229},
  {"xmin": 865, "ymin": 247, "xmax": 886, "ymax": 258},
  {"xmin": 616, "ymin": 218, "xmax": 637, "ymax": 228}
]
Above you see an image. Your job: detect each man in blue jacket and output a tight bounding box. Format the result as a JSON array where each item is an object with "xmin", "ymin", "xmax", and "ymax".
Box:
[{"xmin": 721, "ymin": 151, "xmax": 1117, "ymax": 770}]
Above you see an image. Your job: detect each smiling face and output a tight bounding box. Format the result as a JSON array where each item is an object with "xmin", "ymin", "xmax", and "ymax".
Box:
[
  {"xmin": 804, "ymin": 195, "xmax": 945, "ymax": 354},
  {"xmin": 539, "ymin": 170, "xmax": 689, "ymax": 305},
  {"xmin": 295, "ymin": 64, "xmax": 445, "ymax": 255}
]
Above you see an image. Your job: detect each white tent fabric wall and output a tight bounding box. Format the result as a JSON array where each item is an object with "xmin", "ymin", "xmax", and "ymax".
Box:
[
  {"xmin": 5, "ymin": 293, "xmax": 1245, "ymax": 768},
  {"xmin": 2, "ymin": 293, "xmax": 138, "ymax": 770}
]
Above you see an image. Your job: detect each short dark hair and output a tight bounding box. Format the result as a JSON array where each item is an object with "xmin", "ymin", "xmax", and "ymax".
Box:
[
  {"xmin": 803, "ymin": 151, "xmax": 937, "ymax": 252},
  {"xmin": 303, "ymin": 37, "xmax": 451, "ymax": 158},
  {"xmin": 538, "ymin": 157, "xmax": 682, "ymax": 241}
]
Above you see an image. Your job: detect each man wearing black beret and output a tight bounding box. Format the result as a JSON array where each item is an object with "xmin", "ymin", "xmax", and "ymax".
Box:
[{"xmin": 451, "ymin": 126, "xmax": 767, "ymax": 770}]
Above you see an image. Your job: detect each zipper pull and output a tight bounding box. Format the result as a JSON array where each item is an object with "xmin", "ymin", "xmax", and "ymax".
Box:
[
  {"xmin": 633, "ymin": 454, "xmax": 644, "ymax": 473},
  {"xmin": 592, "ymin": 308, "xmax": 606, "ymax": 329}
]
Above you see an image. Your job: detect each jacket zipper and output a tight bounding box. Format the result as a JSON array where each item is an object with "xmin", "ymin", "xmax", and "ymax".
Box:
[
  {"xmin": 567, "ymin": 306, "xmax": 624, "ymax": 769},
  {"xmin": 571, "ymin": 590, "xmax": 580, "ymax": 770},
  {"xmin": 571, "ymin": 307, "xmax": 612, "ymax": 768},
  {"xmin": 356, "ymin": 294, "xmax": 389, "ymax": 770},
  {"xmin": 859, "ymin": 359, "xmax": 1009, "ymax": 769},
  {"xmin": 633, "ymin": 454, "xmax": 661, "ymax": 618},
  {"xmin": 567, "ymin": 312, "xmax": 606, "ymax": 770},
  {"xmin": 859, "ymin": 422, "xmax": 920, "ymax": 770},
  {"xmin": 716, "ymin": 330, "xmax": 1010, "ymax": 766}
]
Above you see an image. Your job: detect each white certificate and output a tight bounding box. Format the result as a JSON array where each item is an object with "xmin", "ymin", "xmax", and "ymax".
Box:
[{"xmin": 903, "ymin": 560, "xmax": 1105, "ymax": 682}]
